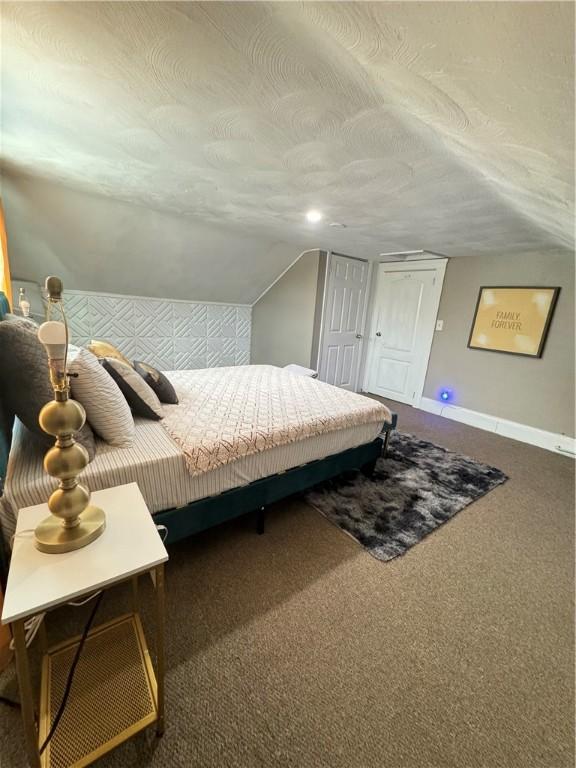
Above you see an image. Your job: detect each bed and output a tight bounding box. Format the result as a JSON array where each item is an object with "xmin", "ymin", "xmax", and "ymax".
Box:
[{"xmin": 0, "ymin": 360, "xmax": 394, "ymax": 563}]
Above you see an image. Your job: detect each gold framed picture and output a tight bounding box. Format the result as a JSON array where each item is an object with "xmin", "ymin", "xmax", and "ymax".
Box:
[{"xmin": 468, "ymin": 286, "xmax": 560, "ymax": 358}]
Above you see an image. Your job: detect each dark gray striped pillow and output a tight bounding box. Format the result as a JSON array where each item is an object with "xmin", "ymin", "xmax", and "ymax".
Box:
[{"xmin": 100, "ymin": 358, "xmax": 164, "ymax": 421}]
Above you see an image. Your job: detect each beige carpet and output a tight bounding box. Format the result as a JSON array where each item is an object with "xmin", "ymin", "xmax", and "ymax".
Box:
[{"xmin": 1, "ymin": 402, "xmax": 574, "ymax": 767}]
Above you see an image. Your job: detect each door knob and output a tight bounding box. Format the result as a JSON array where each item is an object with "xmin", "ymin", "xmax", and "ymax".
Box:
[
  {"xmin": 376, "ymin": 332, "xmax": 381, "ymax": 337},
  {"xmin": 356, "ymin": 334, "xmax": 362, "ymax": 339}
]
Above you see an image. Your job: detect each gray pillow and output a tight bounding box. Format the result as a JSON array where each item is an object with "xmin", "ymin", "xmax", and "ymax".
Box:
[
  {"xmin": 2, "ymin": 313, "xmax": 39, "ymax": 332},
  {"xmin": 133, "ymin": 361, "xmax": 178, "ymax": 404},
  {"xmin": 0, "ymin": 323, "xmax": 96, "ymax": 461}
]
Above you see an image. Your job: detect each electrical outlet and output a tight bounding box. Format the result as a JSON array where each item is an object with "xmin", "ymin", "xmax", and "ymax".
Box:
[{"xmin": 435, "ymin": 320, "xmax": 444, "ymax": 331}]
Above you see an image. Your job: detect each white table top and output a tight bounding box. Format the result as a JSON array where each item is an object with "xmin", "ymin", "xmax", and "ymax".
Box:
[{"xmin": 2, "ymin": 482, "xmax": 168, "ymax": 624}]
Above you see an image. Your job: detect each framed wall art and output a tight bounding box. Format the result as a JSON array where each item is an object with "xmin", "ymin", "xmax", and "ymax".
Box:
[{"xmin": 468, "ymin": 286, "xmax": 560, "ymax": 358}]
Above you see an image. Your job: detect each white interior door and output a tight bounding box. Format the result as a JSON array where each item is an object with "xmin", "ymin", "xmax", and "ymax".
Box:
[
  {"xmin": 319, "ymin": 254, "xmax": 369, "ymax": 391},
  {"xmin": 365, "ymin": 261, "xmax": 446, "ymax": 405}
]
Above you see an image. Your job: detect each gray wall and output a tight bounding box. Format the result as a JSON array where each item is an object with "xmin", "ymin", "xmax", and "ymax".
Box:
[
  {"xmin": 251, "ymin": 251, "xmax": 321, "ymax": 369},
  {"xmin": 1, "ymin": 173, "xmax": 300, "ymax": 305},
  {"xmin": 423, "ymin": 252, "xmax": 575, "ymax": 436}
]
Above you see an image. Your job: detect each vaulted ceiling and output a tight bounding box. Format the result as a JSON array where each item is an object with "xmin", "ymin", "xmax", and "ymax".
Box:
[{"xmin": 1, "ymin": 1, "xmax": 573, "ymax": 302}]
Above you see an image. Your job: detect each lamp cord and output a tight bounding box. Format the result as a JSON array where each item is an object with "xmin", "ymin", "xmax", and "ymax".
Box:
[
  {"xmin": 0, "ymin": 590, "xmax": 103, "ymax": 716},
  {"xmin": 39, "ymin": 591, "xmax": 104, "ymax": 756},
  {"xmin": 0, "ymin": 694, "xmax": 20, "ymax": 709}
]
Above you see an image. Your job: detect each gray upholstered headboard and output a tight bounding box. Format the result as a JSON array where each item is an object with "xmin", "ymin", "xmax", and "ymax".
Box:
[
  {"xmin": 0, "ymin": 396, "xmax": 12, "ymax": 579},
  {"xmin": 0, "ymin": 406, "xmax": 12, "ymax": 494},
  {"xmin": 0, "ymin": 292, "xmax": 14, "ymax": 578},
  {"xmin": 0, "ymin": 292, "xmax": 13, "ymax": 491}
]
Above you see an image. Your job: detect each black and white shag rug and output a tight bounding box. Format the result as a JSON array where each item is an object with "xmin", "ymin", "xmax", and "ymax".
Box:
[{"xmin": 304, "ymin": 431, "xmax": 508, "ymax": 561}]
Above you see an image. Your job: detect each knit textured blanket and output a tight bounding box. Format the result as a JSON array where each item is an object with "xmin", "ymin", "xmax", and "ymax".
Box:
[{"xmin": 161, "ymin": 365, "xmax": 391, "ymax": 476}]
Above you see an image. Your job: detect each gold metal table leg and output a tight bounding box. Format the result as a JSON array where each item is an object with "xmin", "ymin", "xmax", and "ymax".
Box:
[
  {"xmin": 38, "ymin": 617, "xmax": 47, "ymax": 658},
  {"xmin": 155, "ymin": 564, "xmax": 165, "ymax": 736},
  {"xmin": 12, "ymin": 619, "xmax": 41, "ymax": 768},
  {"xmin": 131, "ymin": 575, "xmax": 139, "ymax": 613}
]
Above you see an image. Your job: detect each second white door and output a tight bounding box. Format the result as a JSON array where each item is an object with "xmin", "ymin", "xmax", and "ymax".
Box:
[
  {"xmin": 365, "ymin": 261, "xmax": 446, "ymax": 405},
  {"xmin": 319, "ymin": 253, "xmax": 369, "ymax": 391}
]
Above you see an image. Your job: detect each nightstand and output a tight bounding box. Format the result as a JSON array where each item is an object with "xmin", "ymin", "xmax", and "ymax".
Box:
[{"xmin": 1, "ymin": 482, "xmax": 168, "ymax": 768}]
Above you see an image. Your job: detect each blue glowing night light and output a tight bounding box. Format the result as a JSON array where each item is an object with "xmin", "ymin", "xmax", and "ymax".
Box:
[{"xmin": 439, "ymin": 389, "xmax": 452, "ymax": 403}]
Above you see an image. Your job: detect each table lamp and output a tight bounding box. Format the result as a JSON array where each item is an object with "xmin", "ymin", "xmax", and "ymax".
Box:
[
  {"xmin": 18, "ymin": 287, "xmax": 30, "ymax": 317},
  {"xmin": 34, "ymin": 276, "xmax": 106, "ymax": 554}
]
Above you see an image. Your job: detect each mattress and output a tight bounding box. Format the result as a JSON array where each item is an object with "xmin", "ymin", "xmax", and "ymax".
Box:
[{"xmin": 0, "ymin": 415, "xmax": 384, "ymax": 543}]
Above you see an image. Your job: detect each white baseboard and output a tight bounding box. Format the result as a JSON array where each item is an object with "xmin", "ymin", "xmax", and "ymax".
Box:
[{"xmin": 419, "ymin": 397, "xmax": 576, "ymax": 457}]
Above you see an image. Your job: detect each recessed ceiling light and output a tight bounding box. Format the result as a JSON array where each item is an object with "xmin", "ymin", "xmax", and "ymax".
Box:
[
  {"xmin": 305, "ymin": 209, "xmax": 323, "ymax": 223},
  {"xmin": 329, "ymin": 222, "xmax": 347, "ymax": 229}
]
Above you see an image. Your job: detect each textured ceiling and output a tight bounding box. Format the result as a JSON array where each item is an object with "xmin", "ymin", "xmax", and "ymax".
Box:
[{"xmin": 1, "ymin": 1, "xmax": 574, "ymax": 283}]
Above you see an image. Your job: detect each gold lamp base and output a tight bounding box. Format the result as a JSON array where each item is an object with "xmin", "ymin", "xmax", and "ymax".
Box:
[{"xmin": 34, "ymin": 505, "xmax": 106, "ymax": 554}]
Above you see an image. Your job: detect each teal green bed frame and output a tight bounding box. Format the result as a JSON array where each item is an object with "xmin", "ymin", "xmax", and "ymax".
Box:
[
  {"xmin": 154, "ymin": 435, "xmax": 387, "ymax": 544},
  {"xmin": 0, "ymin": 414, "xmax": 393, "ymax": 547}
]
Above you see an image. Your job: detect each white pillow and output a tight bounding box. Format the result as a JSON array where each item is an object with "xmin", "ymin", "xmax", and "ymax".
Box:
[{"xmin": 68, "ymin": 347, "xmax": 135, "ymax": 446}]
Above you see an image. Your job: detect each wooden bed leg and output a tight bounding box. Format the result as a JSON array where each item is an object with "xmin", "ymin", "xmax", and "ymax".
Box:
[
  {"xmin": 256, "ymin": 507, "xmax": 266, "ymax": 535},
  {"xmin": 382, "ymin": 430, "xmax": 391, "ymax": 457},
  {"xmin": 382, "ymin": 413, "xmax": 397, "ymax": 458},
  {"xmin": 361, "ymin": 458, "xmax": 377, "ymax": 478}
]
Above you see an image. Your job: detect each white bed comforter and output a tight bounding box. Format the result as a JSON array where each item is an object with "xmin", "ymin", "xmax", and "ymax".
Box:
[{"xmin": 161, "ymin": 365, "xmax": 391, "ymax": 476}]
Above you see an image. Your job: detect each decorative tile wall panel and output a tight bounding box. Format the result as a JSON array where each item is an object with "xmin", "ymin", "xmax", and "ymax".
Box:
[{"xmin": 66, "ymin": 290, "xmax": 251, "ymax": 371}]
